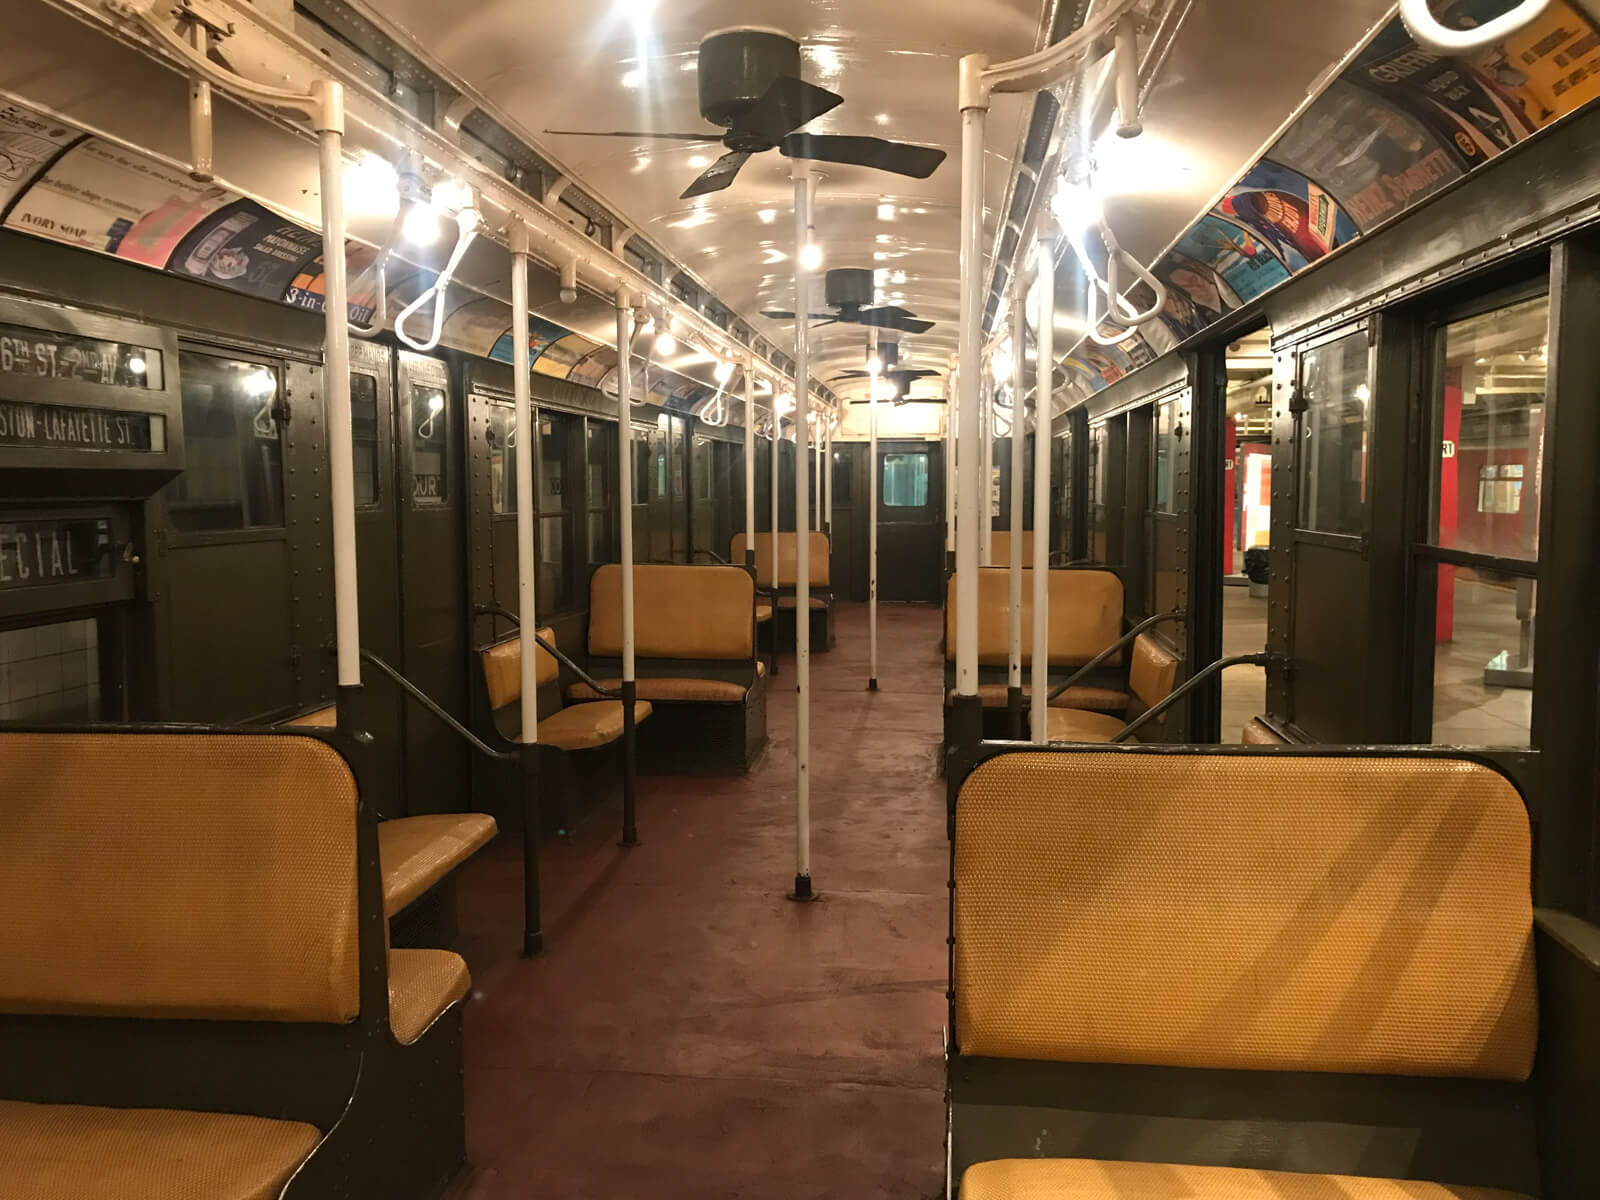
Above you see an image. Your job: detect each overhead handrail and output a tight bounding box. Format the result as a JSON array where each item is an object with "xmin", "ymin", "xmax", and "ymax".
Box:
[
  {"xmin": 474, "ymin": 604, "xmax": 623, "ymax": 700},
  {"xmin": 1111, "ymin": 651, "xmax": 1272, "ymax": 742},
  {"xmin": 1399, "ymin": 0, "xmax": 1551, "ymax": 54},
  {"xmin": 1048, "ymin": 608, "xmax": 1184, "ymax": 702},
  {"xmin": 393, "ymin": 206, "xmax": 482, "ymax": 352}
]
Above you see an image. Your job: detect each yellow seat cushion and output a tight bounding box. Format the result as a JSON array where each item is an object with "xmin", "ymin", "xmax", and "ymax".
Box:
[
  {"xmin": 1241, "ymin": 717, "xmax": 1286, "ymax": 745},
  {"xmin": 961, "ymin": 684, "xmax": 1129, "ymax": 712},
  {"xmin": 961, "ymin": 1159, "xmax": 1528, "ymax": 1200},
  {"xmin": 756, "ymin": 603, "xmax": 773, "ymax": 623},
  {"xmin": 567, "ymin": 677, "xmax": 748, "ymax": 703},
  {"xmin": 379, "ymin": 813, "xmax": 497, "ymax": 918},
  {"xmin": 283, "ymin": 704, "xmax": 336, "ymax": 728},
  {"xmin": 523, "ymin": 699, "xmax": 653, "ymax": 751},
  {"xmin": 1043, "ymin": 708, "xmax": 1130, "ymax": 743},
  {"xmin": 775, "ymin": 595, "xmax": 829, "ymax": 610},
  {"xmin": 0, "ymin": 1099, "xmax": 320, "ymax": 1200},
  {"xmin": 388, "ymin": 948, "xmax": 470, "ymax": 1046}
]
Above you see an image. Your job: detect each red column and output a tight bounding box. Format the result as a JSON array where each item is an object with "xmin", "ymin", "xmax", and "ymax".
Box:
[
  {"xmin": 1437, "ymin": 372, "xmax": 1462, "ymax": 641},
  {"xmin": 1223, "ymin": 419, "xmax": 1237, "ymax": 575}
]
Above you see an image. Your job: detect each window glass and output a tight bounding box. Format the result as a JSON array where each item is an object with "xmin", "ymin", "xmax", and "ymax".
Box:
[
  {"xmin": 169, "ymin": 352, "xmax": 285, "ymax": 531},
  {"xmin": 1297, "ymin": 330, "xmax": 1369, "ymax": 535},
  {"xmin": 1430, "ymin": 295, "xmax": 1547, "ymax": 561},
  {"xmin": 1153, "ymin": 400, "xmax": 1176, "ymax": 513},
  {"xmin": 832, "ymin": 450, "xmax": 852, "ymax": 505},
  {"xmin": 539, "ymin": 413, "xmax": 567, "ymax": 514},
  {"xmin": 587, "ymin": 420, "xmax": 611, "ymax": 509},
  {"xmin": 539, "ymin": 514, "xmax": 569, "ymax": 615},
  {"xmin": 486, "ymin": 403, "xmax": 516, "ymax": 515},
  {"xmin": 883, "ymin": 452, "xmax": 929, "ymax": 507},
  {"xmin": 670, "ymin": 416, "xmax": 687, "ymax": 500},
  {"xmin": 1429, "ymin": 564, "xmax": 1534, "ymax": 745},
  {"xmin": 632, "ymin": 425, "xmax": 653, "ymax": 504},
  {"xmin": 350, "ymin": 373, "xmax": 380, "ymax": 508},
  {"xmin": 654, "ymin": 413, "xmax": 670, "ymax": 499},
  {"xmin": 693, "ymin": 435, "xmax": 714, "ymax": 501},
  {"xmin": 411, "ymin": 383, "xmax": 447, "ymax": 505}
]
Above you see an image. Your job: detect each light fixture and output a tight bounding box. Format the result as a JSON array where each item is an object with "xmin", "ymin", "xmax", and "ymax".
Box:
[
  {"xmin": 621, "ymin": 68, "xmax": 644, "ymax": 89},
  {"xmin": 991, "ymin": 342, "xmax": 1014, "ymax": 385},
  {"xmin": 402, "ymin": 204, "xmax": 442, "ymax": 246},
  {"xmin": 777, "ymin": 391, "xmax": 796, "ymax": 414},
  {"xmin": 431, "ymin": 178, "xmax": 474, "ymax": 214},
  {"xmin": 655, "ymin": 329, "xmax": 678, "ymax": 355},
  {"xmin": 866, "ymin": 354, "xmax": 882, "ymax": 375},
  {"xmin": 126, "ymin": 355, "xmax": 147, "ymax": 375},
  {"xmin": 757, "ymin": 208, "xmax": 777, "ymax": 224},
  {"xmin": 877, "ymin": 202, "xmax": 895, "ymax": 221},
  {"xmin": 620, "ymin": 0, "xmax": 657, "ymax": 21},
  {"xmin": 714, "ymin": 359, "xmax": 735, "ymax": 383},
  {"xmin": 688, "ymin": 154, "xmax": 709, "ymax": 169},
  {"xmin": 639, "ymin": 315, "xmax": 656, "ymax": 336},
  {"xmin": 875, "ymin": 378, "xmax": 899, "ymax": 402},
  {"xmin": 1052, "ymin": 179, "xmax": 1103, "ymax": 243},
  {"xmin": 1092, "ymin": 131, "xmax": 1193, "ymax": 195},
  {"xmin": 754, "ymin": 378, "xmax": 774, "ymax": 395},
  {"xmin": 799, "ymin": 241, "xmax": 823, "ymax": 271},
  {"xmin": 345, "ymin": 153, "xmax": 399, "ymax": 215}
]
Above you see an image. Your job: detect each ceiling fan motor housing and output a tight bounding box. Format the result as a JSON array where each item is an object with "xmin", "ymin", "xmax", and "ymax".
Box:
[
  {"xmin": 698, "ymin": 29, "xmax": 802, "ymax": 129},
  {"xmin": 825, "ymin": 267, "xmax": 874, "ymax": 311}
]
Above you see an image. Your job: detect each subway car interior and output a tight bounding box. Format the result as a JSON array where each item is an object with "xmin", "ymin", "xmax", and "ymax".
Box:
[{"xmin": 3, "ymin": 0, "xmax": 1600, "ymax": 1196}]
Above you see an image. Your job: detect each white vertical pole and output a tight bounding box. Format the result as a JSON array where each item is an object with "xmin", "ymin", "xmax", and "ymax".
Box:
[
  {"xmin": 814, "ymin": 419, "xmax": 824, "ymax": 532},
  {"xmin": 770, "ymin": 389, "xmax": 780, "ymax": 592},
  {"xmin": 744, "ymin": 357, "xmax": 756, "ymax": 560},
  {"xmin": 791, "ymin": 163, "xmax": 815, "ymax": 900},
  {"xmin": 868, "ymin": 334, "xmax": 879, "ymax": 691},
  {"xmin": 616, "ymin": 288, "xmax": 640, "ymax": 844},
  {"xmin": 954, "ymin": 58, "xmax": 989, "ymax": 703},
  {"xmin": 1007, "ymin": 293, "xmax": 1025, "ymax": 730},
  {"xmin": 945, "ymin": 365, "xmax": 957, "ymax": 564},
  {"xmin": 313, "ymin": 85, "xmax": 361, "ymax": 695},
  {"xmin": 823, "ymin": 415, "xmax": 833, "ymax": 533},
  {"xmin": 1030, "ymin": 249, "xmax": 1054, "ymax": 742},
  {"xmin": 510, "ymin": 223, "xmax": 538, "ymax": 744},
  {"xmin": 982, "ymin": 377, "xmax": 994, "ymax": 565}
]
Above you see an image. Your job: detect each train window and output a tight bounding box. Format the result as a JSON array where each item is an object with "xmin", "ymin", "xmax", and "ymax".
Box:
[
  {"xmin": 1426, "ymin": 564, "xmax": 1535, "ymax": 745},
  {"xmin": 411, "ymin": 383, "xmax": 448, "ymax": 505},
  {"xmin": 585, "ymin": 420, "xmax": 615, "ymax": 564},
  {"xmin": 1296, "ymin": 330, "xmax": 1369, "ymax": 536},
  {"xmin": 883, "ymin": 452, "xmax": 929, "ymax": 507},
  {"xmin": 167, "ymin": 352, "xmax": 285, "ymax": 532},
  {"xmin": 538, "ymin": 413, "xmax": 573, "ymax": 613},
  {"xmin": 832, "ymin": 450, "xmax": 852, "ymax": 504},
  {"xmin": 350, "ymin": 374, "xmax": 380, "ymax": 508},
  {"xmin": 0, "ymin": 617, "xmax": 101, "ymax": 722},
  {"xmin": 1153, "ymin": 400, "xmax": 1177, "ymax": 514},
  {"xmin": 1428, "ymin": 295, "xmax": 1548, "ymax": 561},
  {"xmin": 486, "ymin": 403, "xmax": 516, "ymax": 514},
  {"xmin": 693, "ymin": 435, "xmax": 714, "ymax": 502}
]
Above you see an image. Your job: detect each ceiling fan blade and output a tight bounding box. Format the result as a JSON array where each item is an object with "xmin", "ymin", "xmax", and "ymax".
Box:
[
  {"xmin": 545, "ymin": 129, "xmax": 719, "ymax": 141},
  {"xmin": 680, "ymin": 150, "xmax": 752, "ymax": 199},
  {"xmin": 732, "ymin": 75, "xmax": 843, "ymax": 145},
  {"xmin": 762, "ymin": 311, "xmax": 838, "ymax": 323},
  {"xmin": 761, "ymin": 310, "xmax": 797, "ymax": 320},
  {"xmin": 832, "ymin": 370, "xmax": 870, "ymax": 380},
  {"xmin": 859, "ymin": 306, "xmax": 935, "ymax": 334},
  {"xmin": 897, "ymin": 368, "xmax": 940, "ymax": 380},
  {"xmin": 780, "ymin": 133, "xmax": 946, "ymax": 179}
]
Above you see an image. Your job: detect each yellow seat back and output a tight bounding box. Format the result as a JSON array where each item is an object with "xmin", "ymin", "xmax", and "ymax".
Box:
[
  {"xmin": 989, "ymin": 530, "xmax": 1034, "ymax": 568},
  {"xmin": 480, "ymin": 628, "xmax": 559, "ymax": 711},
  {"xmin": 946, "ymin": 567, "xmax": 1123, "ymax": 667},
  {"xmin": 0, "ymin": 732, "xmax": 361, "ymax": 1024},
  {"xmin": 954, "ymin": 751, "xmax": 1536, "ymax": 1080},
  {"xmin": 730, "ymin": 532, "xmax": 830, "ymax": 589},
  {"xmin": 589, "ymin": 564, "xmax": 754, "ymax": 660}
]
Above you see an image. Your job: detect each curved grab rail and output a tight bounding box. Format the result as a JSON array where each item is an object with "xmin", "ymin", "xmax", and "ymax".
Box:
[
  {"xmin": 1048, "ymin": 608, "xmax": 1184, "ymax": 702},
  {"xmin": 394, "ymin": 208, "xmax": 482, "ymax": 352},
  {"xmin": 1399, "ymin": 0, "xmax": 1551, "ymax": 54},
  {"xmin": 1082, "ymin": 220, "xmax": 1167, "ymax": 346},
  {"xmin": 473, "ymin": 604, "xmax": 623, "ymax": 700},
  {"xmin": 1110, "ymin": 651, "xmax": 1271, "ymax": 742},
  {"xmin": 360, "ymin": 648, "xmax": 516, "ymax": 761}
]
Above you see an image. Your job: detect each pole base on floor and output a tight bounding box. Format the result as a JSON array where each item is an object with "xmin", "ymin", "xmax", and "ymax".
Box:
[
  {"xmin": 619, "ymin": 835, "xmax": 641, "ymax": 848},
  {"xmin": 522, "ymin": 932, "xmax": 544, "ymax": 957},
  {"xmin": 868, "ymin": 678, "xmax": 878, "ymax": 690},
  {"xmin": 787, "ymin": 874, "xmax": 820, "ymax": 902}
]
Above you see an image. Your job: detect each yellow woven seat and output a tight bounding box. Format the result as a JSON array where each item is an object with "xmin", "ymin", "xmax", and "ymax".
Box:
[
  {"xmin": 0, "ymin": 1098, "xmax": 320, "ymax": 1200},
  {"xmin": 283, "ymin": 704, "xmax": 336, "ymax": 728},
  {"xmin": 523, "ymin": 699, "xmax": 653, "ymax": 750},
  {"xmin": 568, "ymin": 677, "xmax": 747, "ymax": 702},
  {"xmin": 961, "ymin": 1159, "xmax": 1529, "ymax": 1200},
  {"xmin": 960, "ymin": 683, "xmax": 1129, "ymax": 712},
  {"xmin": 775, "ymin": 595, "xmax": 828, "ymax": 610},
  {"xmin": 378, "ymin": 813, "xmax": 496, "ymax": 918},
  {"xmin": 387, "ymin": 948, "xmax": 470, "ymax": 1046},
  {"xmin": 756, "ymin": 603, "xmax": 773, "ymax": 623},
  {"xmin": 1043, "ymin": 708, "xmax": 1129, "ymax": 743}
]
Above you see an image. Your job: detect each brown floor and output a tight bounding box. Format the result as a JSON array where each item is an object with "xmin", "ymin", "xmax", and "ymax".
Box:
[{"xmin": 453, "ymin": 602, "xmax": 949, "ymax": 1199}]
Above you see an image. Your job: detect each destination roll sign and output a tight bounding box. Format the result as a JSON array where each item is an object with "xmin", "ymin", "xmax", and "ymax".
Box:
[
  {"xmin": 0, "ymin": 398, "xmax": 164, "ymax": 451},
  {"xmin": 0, "ymin": 518, "xmax": 115, "ymax": 591}
]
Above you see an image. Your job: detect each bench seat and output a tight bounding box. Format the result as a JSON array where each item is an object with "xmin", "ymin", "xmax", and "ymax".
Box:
[
  {"xmin": 957, "ymin": 683, "xmax": 1130, "ymax": 711},
  {"xmin": 756, "ymin": 603, "xmax": 773, "ymax": 623},
  {"xmin": 567, "ymin": 677, "xmax": 748, "ymax": 703},
  {"xmin": 775, "ymin": 595, "xmax": 828, "ymax": 610},
  {"xmin": 388, "ymin": 948, "xmax": 471, "ymax": 1047},
  {"xmin": 379, "ymin": 813, "xmax": 497, "ymax": 917},
  {"xmin": 0, "ymin": 1098, "xmax": 321, "ymax": 1200},
  {"xmin": 1042, "ymin": 707, "xmax": 1130, "ymax": 743},
  {"xmin": 524, "ymin": 699, "xmax": 653, "ymax": 750},
  {"xmin": 961, "ymin": 1159, "xmax": 1526, "ymax": 1200}
]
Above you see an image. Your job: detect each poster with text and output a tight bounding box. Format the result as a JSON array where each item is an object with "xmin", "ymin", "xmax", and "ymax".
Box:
[
  {"xmin": 1220, "ymin": 160, "xmax": 1360, "ymax": 273},
  {"xmin": 283, "ymin": 244, "xmax": 380, "ymax": 326},
  {"xmin": 1171, "ymin": 215, "xmax": 1290, "ymax": 306},
  {"xmin": 0, "ymin": 102, "xmax": 79, "ymax": 213},
  {"xmin": 5, "ymin": 137, "xmax": 233, "ymax": 263},
  {"xmin": 166, "ymin": 199, "xmax": 323, "ymax": 303},
  {"xmin": 1452, "ymin": 0, "xmax": 1600, "ymax": 128},
  {"xmin": 534, "ymin": 332, "xmax": 597, "ymax": 378},
  {"xmin": 1269, "ymin": 80, "xmax": 1462, "ymax": 232},
  {"xmin": 568, "ymin": 347, "xmax": 615, "ymax": 389}
]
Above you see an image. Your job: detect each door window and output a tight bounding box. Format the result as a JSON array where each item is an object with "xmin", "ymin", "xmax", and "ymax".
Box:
[
  {"xmin": 351, "ymin": 373, "xmax": 381, "ymax": 508},
  {"xmin": 168, "ymin": 352, "xmax": 285, "ymax": 531},
  {"xmin": 1296, "ymin": 330, "xmax": 1370, "ymax": 536},
  {"xmin": 883, "ymin": 452, "xmax": 929, "ymax": 507},
  {"xmin": 411, "ymin": 383, "xmax": 448, "ymax": 505}
]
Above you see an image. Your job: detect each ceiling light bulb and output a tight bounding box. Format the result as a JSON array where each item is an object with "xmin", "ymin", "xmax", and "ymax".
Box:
[
  {"xmin": 402, "ymin": 204, "xmax": 442, "ymax": 246},
  {"xmin": 1052, "ymin": 179, "xmax": 1103, "ymax": 242},
  {"xmin": 428, "ymin": 394, "xmax": 444, "ymax": 413},
  {"xmin": 877, "ymin": 203, "xmax": 895, "ymax": 221},
  {"xmin": 777, "ymin": 391, "xmax": 796, "ymax": 414},
  {"xmin": 714, "ymin": 359, "xmax": 735, "ymax": 383},
  {"xmin": 621, "ymin": 68, "xmax": 644, "ymax": 89},
  {"xmin": 866, "ymin": 355, "xmax": 882, "ymax": 375},
  {"xmin": 431, "ymin": 178, "xmax": 473, "ymax": 214},
  {"xmin": 345, "ymin": 153, "xmax": 399, "ymax": 214},
  {"xmin": 688, "ymin": 154, "xmax": 709, "ymax": 169},
  {"xmin": 655, "ymin": 331, "xmax": 677, "ymax": 355},
  {"xmin": 799, "ymin": 242, "xmax": 823, "ymax": 271},
  {"xmin": 992, "ymin": 344, "xmax": 1014, "ymax": 385},
  {"xmin": 639, "ymin": 315, "xmax": 656, "ymax": 336},
  {"xmin": 875, "ymin": 379, "xmax": 898, "ymax": 402},
  {"xmin": 757, "ymin": 208, "xmax": 776, "ymax": 224}
]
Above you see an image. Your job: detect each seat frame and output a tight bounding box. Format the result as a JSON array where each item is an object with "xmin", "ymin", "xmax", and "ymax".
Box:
[
  {"xmin": 946, "ymin": 742, "xmax": 1600, "ymax": 1200},
  {"xmin": 0, "ymin": 724, "xmax": 468, "ymax": 1200}
]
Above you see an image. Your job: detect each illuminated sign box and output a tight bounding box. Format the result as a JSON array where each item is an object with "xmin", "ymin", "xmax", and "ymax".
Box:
[
  {"xmin": 0, "ymin": 399, "xmax": 165, "ymax": 452},
  {"xmin": 0, "ymin": 517, "xmax": 115, "ymax": 590}
]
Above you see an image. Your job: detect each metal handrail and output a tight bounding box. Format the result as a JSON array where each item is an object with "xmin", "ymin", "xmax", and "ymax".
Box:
[
  {"xmin": 1047, "ymin": 609, "xmax": 1184, "ymax": 701},
  {"xmin": 1110, "ymin": 651, "xmax": 1271, "ymax": 743},
  {"xmin": 692, "ymin": 549, "xmax": 732, "ymax": 565},
  {"xmin": 474, "ymin": 604, "xmax": 622, "ymax": 700},
  {"xmin": 359, "ymin": 649, "xmax": 515, "ymax": 761}
]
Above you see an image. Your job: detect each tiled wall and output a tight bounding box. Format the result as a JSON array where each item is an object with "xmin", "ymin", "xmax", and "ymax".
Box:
[{"xmin": 0, "ymin": 617, "xmax": 99, "ymax": 722}]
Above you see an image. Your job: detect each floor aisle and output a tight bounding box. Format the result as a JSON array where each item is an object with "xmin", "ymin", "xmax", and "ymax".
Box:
[{"xmin": 454, "ymin": 602, "xmax": 949, "ymax": 1198}]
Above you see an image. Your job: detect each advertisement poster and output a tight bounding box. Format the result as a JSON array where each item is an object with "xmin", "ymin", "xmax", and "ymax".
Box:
[
  {"xmin": 1269, "ymin": 80, "xmax": 1461, "ymax": 232},
  {"xmin": 1220, "ymin": 160, "xmax": 1360, "ymax": 272},
  {"xmin": 283, "ymin": 244, "xmax": 381, "ymax": 326},
  {"xmin": 1173, "ymin": 215, "xmax": 1292, "ymax": 305},
  {"xmin": 1451, "ymin": 0, "xmax": 1600, "ymax": 128},
  {"xmin": 487, "ymin": 316, "xmax": 570, "ymax": 366},
  {"xmin": 439, "ymin": 295, "xmax": 517, "ymax": 359},
  {"xmin": 567, "ymin": 347, "xmax": 615, "ymax": 389},
  {"xmin": 5, "ymin": 137, "xmax": 233, "ymax": 263},
  {"xmin": 166, "ymin": 199, "xmax": 323, "ymax": 303},
  {"xmin": 533, "ymin": 331, "xmax": 597, "ymax": 379},
  {"xmin": 0, "ymin": 101, "xmax": 79, "ymax": 213}
]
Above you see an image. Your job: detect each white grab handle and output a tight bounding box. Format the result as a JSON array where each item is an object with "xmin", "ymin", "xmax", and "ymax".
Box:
[
  {"xmin": 1399, "ymin": 0, "xmax": 1551, "ymax": 54},
  {"xmin": 1076, "ymin": 218, "xmax": 1167, "ymax": 346},
  {"xmin": 394, "ymin": 208, "xmax": 481, "ymax": 352}
]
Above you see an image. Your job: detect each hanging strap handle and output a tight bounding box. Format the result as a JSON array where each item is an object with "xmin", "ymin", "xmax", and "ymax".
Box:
[
  {"xmin": 394, "ymin": 208, "xmax": 481, "ymax": 352},
  {"xmin": 1399, "ymin": 0, "xmax": 1551, "ymax": 54}
]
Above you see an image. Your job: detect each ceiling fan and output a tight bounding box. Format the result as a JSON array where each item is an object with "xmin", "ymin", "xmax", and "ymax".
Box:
[
  {"xmin": 547, "ymin": 30, "xmax": 945, "ymax": 199},
  {"xmin": 763, "ymin": 267, "xmax": 934, "ymax": 335},
  {"xmin": 836, "ymin": 342, "xmax": 943, "ymax": 403}
]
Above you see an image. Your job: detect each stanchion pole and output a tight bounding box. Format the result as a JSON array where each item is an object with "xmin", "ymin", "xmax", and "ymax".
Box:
[
  {"xmin": 868, "ymin": 333, "xmax": 880, "ymax": 692},
  {"xmin": 1030, "ymin": 249, "xmax": 1054, "ymax": 742},
  {"xmin": 790, "ymin": 163, "xmax": 817, "ymax": 902},
  {"xmin": 616, "ymin": 288, "xmax": 640, "ymax": 846},
  {"xmin": 1006, "ymin": 292, "xmax": 1026, "ymax": 740}
]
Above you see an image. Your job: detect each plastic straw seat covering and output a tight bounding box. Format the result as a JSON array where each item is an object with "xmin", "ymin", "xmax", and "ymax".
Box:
[
  {"xmin": 960, "ymin": 1158, "xmax": 1531, "ymax": 1199},
  {"xmin": 946, "ymin": 567, "xmax": 1123, "ymax": 667}
]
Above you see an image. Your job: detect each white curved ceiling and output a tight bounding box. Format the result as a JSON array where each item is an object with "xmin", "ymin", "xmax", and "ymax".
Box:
[{"xmin": 352, "ymin": 0, "xmax": 1394, "ymax": 401}]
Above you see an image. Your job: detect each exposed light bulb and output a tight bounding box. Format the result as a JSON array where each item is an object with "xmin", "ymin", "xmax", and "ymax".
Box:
[
  {"xmin": 799, "ymin": 242, "xmax": 823, "ymax": 272},
  {"xmin": 876, "ymin": 203, "xmax": 895, "ymax": 221},
  {"xmin": 427, "ymin": 394, "xmax": 444, "ymax": 413},
  {"xmin": 777, "ymin": 391, "xmax": 796, "ymax": 414},
  {"xmin": 757, "ymin": 208, "xmax": 776, "ymax": 224},
  {"xmin": 431, "ymin": 178, "xmax": 473, "ymax": 214},
  {"xmin": 654, "ymin": 330, "xmax": 677, "ymax": 355},
  {"xmin": 345, "ymin": 153, "xmax": 399, "ymax": 215},
  {"xmin": 866, "ymin": 355, "xmax": 882, "ymax": 375},
  {"xmin": 992, "ymin": 343, "xmax": 1014, "ymax": 385},
  {"xmin": 1052, "ymin": 179, "xmax": 1103, "ymax": 242},
  {"xmin": 714, "ymin": 359, "xmax": 735, "ymax": 383},
  {"xmin": 402, "ymin": 204, "xmax": 442, "ymax": 246},
  {"xmin": 875, "ymin": 379, "xmax": 898, "ymax": 402}
]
